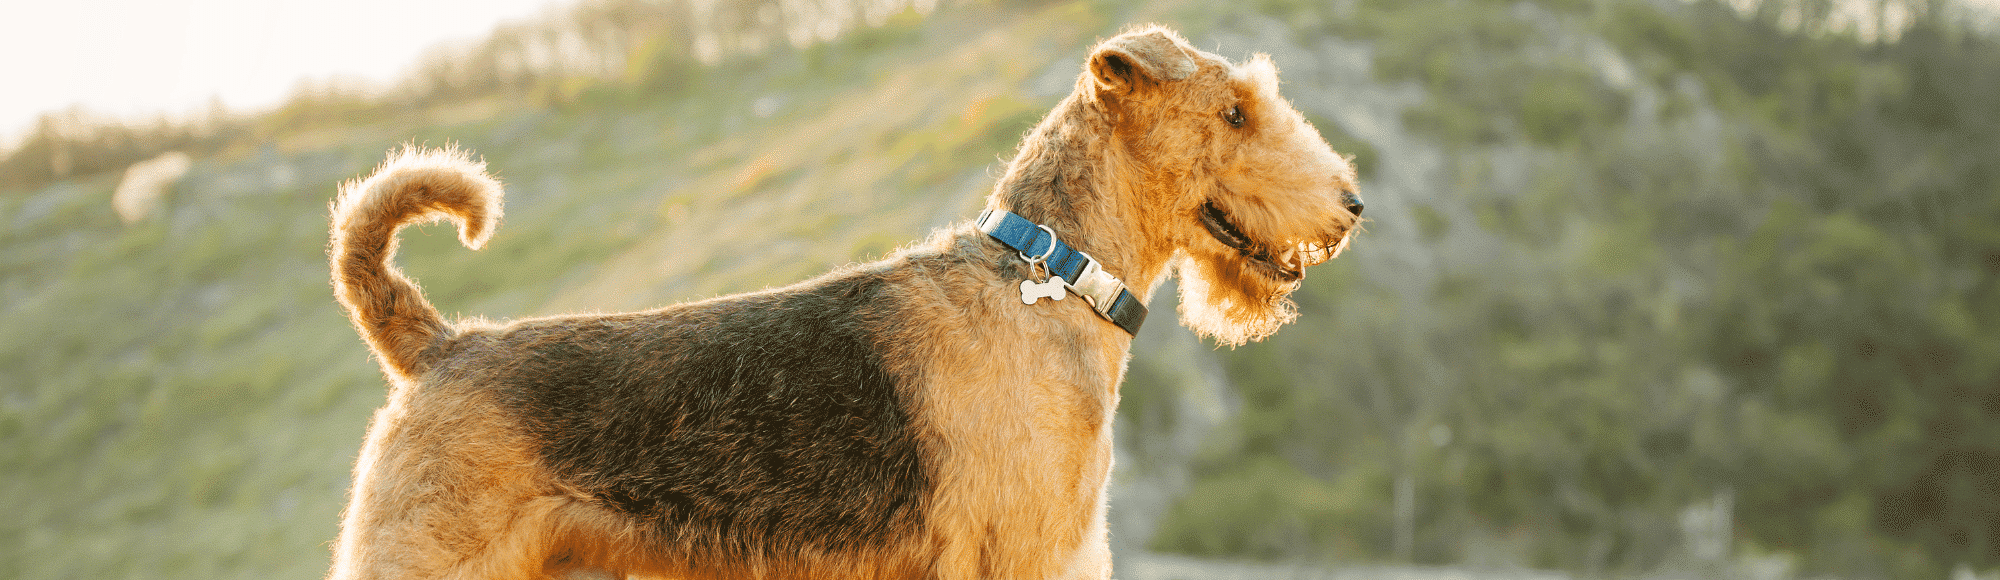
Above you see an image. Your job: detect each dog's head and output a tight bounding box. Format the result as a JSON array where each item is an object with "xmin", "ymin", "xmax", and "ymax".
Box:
[{"xmin": 1082, "ymin": 26, "xmax": 1364, "ymax": 346}]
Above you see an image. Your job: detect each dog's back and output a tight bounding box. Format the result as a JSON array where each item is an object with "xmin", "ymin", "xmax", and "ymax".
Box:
[{"xmin": 464, "ymin": 267, "xmax": 930, "ymax": 560}]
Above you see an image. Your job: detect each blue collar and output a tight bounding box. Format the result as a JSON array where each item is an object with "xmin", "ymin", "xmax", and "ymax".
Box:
[{"xmin": 977, "ymin": 210, "xmax": 1147, "ymax": 336}]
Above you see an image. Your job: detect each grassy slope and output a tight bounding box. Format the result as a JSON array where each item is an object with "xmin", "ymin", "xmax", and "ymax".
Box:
[
  {"xmin": 26, "ymin": 0, "xmax": 1978, "ymax": 577},
  {"xmin": 0, "ymin": 3, "xmax": 1138, "ymax": 578}
]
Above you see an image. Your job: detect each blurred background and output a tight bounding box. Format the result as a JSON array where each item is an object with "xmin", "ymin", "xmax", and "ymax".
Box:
[{"xmin": 3, "ymin": 0, "xmax": 1998, "ymax": 578}]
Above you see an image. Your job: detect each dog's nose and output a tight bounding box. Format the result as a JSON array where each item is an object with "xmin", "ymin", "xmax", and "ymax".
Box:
[{"xmin": 1340, "ymin": 191, "xmax": 1365, "ymax": 217}]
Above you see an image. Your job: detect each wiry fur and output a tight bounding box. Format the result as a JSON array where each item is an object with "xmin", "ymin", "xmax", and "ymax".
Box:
[
  {"xmin": 326, "ymin": 25, "xmax": 1362, "ymax": 580},
  {"xmin": 330, "ymin": 146, "xmax": 504, "ymax": 382}
]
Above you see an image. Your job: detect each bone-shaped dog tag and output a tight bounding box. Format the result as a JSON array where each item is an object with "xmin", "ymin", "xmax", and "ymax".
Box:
[{"xmin": 1020, "ymin": 277, "xmax": 1067, "ymax": 305}]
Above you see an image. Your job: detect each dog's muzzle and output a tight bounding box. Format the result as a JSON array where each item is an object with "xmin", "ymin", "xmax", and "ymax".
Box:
[{"xmin": 1198, "ymin": 199, "xmax": 1353, "ymax": 281}]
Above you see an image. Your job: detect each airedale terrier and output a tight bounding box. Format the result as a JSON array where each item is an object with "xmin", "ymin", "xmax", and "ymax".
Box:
[{"xmin": 327, "ymin": 25, "xmax": 1363, "ymax": 580}]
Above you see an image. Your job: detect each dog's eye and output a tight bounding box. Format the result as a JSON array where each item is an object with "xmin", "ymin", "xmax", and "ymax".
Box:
[{"xmin": 1222, "ymin": 106, "xmax": 1245, "ymax": 127}]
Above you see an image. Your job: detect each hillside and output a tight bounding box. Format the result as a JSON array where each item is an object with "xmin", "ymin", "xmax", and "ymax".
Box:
[
  {"xmin": 0, "ymin": 3, "xmax": 1168, "ymax": 578},
  {"xmin": 5, "ymin": 0, "xmax": 2000, "ymax": 579}
]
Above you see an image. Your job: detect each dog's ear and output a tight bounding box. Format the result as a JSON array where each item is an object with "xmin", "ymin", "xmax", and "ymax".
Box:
[{"xmin": 1088, "ymin": 28, "xmax": 1196, "ymax": 96}]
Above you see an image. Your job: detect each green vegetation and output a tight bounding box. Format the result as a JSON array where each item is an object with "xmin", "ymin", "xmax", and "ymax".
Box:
[
  {"xmin": 4, "ymin": 0, "xmax": 1997, "ymax": 579},
  {"xmin": 1139, "ymin": 0, "xmax": 2000, "ymax": 577}
]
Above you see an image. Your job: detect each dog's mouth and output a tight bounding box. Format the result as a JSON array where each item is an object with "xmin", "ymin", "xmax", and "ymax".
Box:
[{"xmin": 1198, "ymin": 199, "xmax": 1349, "ymax": 282}]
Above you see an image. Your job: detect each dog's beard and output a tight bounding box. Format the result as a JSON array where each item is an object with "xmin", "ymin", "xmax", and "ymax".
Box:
[{"xmin": 1173, "ymin": 251, "xmax": 1300, "ymax": 347}]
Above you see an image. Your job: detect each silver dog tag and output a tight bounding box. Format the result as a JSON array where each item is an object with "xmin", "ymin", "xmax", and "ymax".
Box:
[{"xmin": 1020, "ymin": 277, "xmax": 1067, "ymax": 305}]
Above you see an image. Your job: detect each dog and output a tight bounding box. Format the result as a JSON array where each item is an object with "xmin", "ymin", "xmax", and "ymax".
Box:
[{"xmin": 327, "ymin": 24, "xmax": 1362, "ymax": 580}]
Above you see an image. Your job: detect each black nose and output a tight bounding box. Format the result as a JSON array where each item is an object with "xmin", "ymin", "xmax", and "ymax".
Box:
[{"xmin": 1340, "ymin": 191, "xmax": 1365, "ymax": 217}]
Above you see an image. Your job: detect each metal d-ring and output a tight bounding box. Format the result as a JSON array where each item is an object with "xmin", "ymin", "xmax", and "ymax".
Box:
[{"xmin": 1017, "ymin": 224, "xmax": 1058, "ymax": 280}]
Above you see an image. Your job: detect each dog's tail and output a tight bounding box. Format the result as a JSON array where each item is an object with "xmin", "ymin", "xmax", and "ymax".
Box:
[{"xmin": 329, "ymin": 146, "xmax": 503, "ymax": 381}]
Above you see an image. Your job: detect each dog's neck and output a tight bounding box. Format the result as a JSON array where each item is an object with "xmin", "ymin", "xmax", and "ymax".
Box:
[{"xmin": 987, "ymin": 95, "xmax": 1170, "ymax": 303}]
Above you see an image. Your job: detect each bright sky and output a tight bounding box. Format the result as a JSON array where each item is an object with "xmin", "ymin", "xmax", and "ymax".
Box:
[
  {"xmin": 3, "ymin": 0, "xmax": 1997, "ymax": 151},
  {"xmin": 0, "ymin": 0, "xmax": 568, "ymax": 147}
]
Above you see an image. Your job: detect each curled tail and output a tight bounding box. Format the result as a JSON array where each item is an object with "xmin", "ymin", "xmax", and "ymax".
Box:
[{"xmin": 330, "ymin": 146, "xmax": 503, "ymax": 381}]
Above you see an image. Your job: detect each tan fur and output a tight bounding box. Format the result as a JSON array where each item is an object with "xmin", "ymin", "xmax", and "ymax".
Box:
[
  {"xmin": 329, "ymin": 146, "xmax": 504, "ymax": 383},
  {"xmin": 326, "ymin": 25, "xmax": 1360, "ymax": 580}
]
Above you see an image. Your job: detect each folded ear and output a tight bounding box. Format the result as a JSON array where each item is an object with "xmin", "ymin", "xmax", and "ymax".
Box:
[{"xmin": 1088, "ymin": 27, "xmax": 1196, "ymax": 96}]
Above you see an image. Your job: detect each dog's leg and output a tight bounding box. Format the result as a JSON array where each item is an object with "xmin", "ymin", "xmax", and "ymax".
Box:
[
  {"xmin": 333, "ymin": 494, "xmax": 591, "ymax": 580},
  {"xmin": 440, "ymin": 496, "xmax": 580, "ymax": 580},
  {"xmin": 1055, "ymin": 501, "xmax": 1113, "ymax": 580},
  {"xmin": 327, "ymin": 494, "xmax": 480, "ymax": 580},
  {"xmin": 330, "ymin": 389, "xmax": 569, "ymax": 580}
]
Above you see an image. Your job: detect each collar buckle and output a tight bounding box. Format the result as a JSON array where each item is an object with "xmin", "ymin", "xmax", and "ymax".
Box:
[{"xmin": 1065, "ymin": 252, "xmax": 1124, "ymax": 318}]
